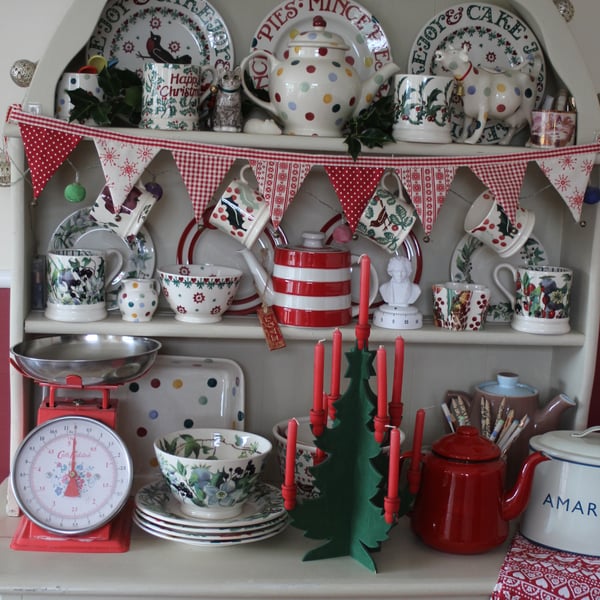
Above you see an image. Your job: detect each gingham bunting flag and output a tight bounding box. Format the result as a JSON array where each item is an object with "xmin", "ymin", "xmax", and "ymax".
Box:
[
  {"xmin": 172, "ymin": 151, "xmax": 236, "ymax": 223},
  {"xmin": 396, "ymin": 165, "xmax": 457, "ymax": 235},
  {"xmin": 247, "ymin": 158, "xmax": 312, "ymax": 228},
  {"xmin": 18, "ymin": 123, "xmax": 82, "ymax": 198},
  {"xmin": 324, "ymin": 166, "xmax": 385, "ymax": 232},
  {"xmin": 534, "ymin": 151, "xmax": 596, "ymax": 221},
  {"xmin": 468, "ymin": 161, "xmax": 528, "ymax": 223},
  {"xmin": 94, "ymin": 138, "xmax": 159, "ymax": 211}
]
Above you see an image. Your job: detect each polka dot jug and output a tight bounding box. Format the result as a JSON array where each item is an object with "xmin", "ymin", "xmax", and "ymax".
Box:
[
  {"xmin": 240, "ymin": 16, "xmax": 400, "ymax": 137},
  {"xmin": 118, "ymin": 278, "xmax": 159, "ymax": 322}
]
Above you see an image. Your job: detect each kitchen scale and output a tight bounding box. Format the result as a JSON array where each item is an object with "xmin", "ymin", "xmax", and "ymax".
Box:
[{"xmin": 9, "ymin": 334, "xmax": 161, "ymax": 553}]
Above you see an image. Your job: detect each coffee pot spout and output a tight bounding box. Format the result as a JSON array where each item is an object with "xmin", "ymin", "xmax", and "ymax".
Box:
[
  {"xmin": 238, "ymin": 248, "xmax": 275, "ymax": 305},
  {"xmin": 502, "ymin": 450, "xmax": 549, "ymax": 521},
  {"xmin": 534, "ymin": 393, "xmax": 577, "ymax": 435}
]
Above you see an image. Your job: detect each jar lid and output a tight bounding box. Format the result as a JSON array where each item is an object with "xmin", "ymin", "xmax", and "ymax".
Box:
[
  {"xmin": 291, "ymin": 16, "xmax": 349, "ymax": 51},
  {"xmin": 529, "ymin": 426, "xmax": 600, "ymax": 466},
  {"xmin": 477, "ymin": 372, "xmax": 537, "ymax": 397},
  {"xmin": 432, "ymin": 426, "xmax": 500, "ymax": 462}
]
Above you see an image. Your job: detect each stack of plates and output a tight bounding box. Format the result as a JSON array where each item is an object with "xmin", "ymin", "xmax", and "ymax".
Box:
[{"xmin": 133, "ymin": 479, "xmax": 289, "ymax": 546}]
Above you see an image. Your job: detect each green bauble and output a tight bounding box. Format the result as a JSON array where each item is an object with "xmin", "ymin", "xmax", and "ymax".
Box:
[{"xmin": 64, "ymin": 182, "xmax": 86, "ymax": 203}]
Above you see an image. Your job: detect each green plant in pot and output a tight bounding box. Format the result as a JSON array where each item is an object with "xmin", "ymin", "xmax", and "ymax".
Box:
[{"xmin": 67, "ymin": 66, "xmax": 142, "ymax": 126}]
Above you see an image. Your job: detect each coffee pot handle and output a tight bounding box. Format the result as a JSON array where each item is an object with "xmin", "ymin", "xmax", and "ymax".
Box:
[{"xmin": 239, "ymin": 52, "xmax": 279, "ymax": 120}]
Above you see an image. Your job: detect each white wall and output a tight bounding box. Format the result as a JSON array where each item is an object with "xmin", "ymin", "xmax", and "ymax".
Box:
[{"xmin": 0, "ymin": 0, "xmax": 598, "ymax": 274}]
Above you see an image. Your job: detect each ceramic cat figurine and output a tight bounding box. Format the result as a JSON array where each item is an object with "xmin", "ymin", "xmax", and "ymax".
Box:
[{"xmin": 211, "ymin": 67, "xmax": 242, "ymax": 133}]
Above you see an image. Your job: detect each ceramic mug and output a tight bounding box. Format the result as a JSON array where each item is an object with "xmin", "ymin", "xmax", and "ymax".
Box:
[
  {"xmin": 117, "ymin": 278, "xmax": 159, "ymax": 322},
  {"xmin": 493, "ymin": 264, "xmax": 573, "ymax": 334},
  {"xmin": 356, "ymin": 170, "xmax": 417, "ymax": 254},
  {"xmin": 45, "ymin": 249, "xmax": 123, "ymax": 322},
  {"xmin": 464, "ymin": 190, "xmax": 535, "ymax": 258},
  {"xmin": 209, "ymin": 165, "xmax": 271, "ymax": 248},
  {"xmin": 139, "ymin": 62, "xmax": 215, "ymax": 130},
  {"xmin": 528, "ymin": 110, "xmax": 576, "ymax": 148},
  {"xmin": 393, "ymin": 74, "xmax": 455, "ymax": 143},
  {"xmin": 55, "ymin": 72, "xmax": 104, "ymax": 123},
  {"xmin": 432, "ymin": 282, "xmax": 490, "ymax": 331}
]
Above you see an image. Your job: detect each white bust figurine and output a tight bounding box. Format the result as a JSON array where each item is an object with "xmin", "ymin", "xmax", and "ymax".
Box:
[{"xmin": 379, "ymin": 255, "xmax": 421, "ymax": 307}]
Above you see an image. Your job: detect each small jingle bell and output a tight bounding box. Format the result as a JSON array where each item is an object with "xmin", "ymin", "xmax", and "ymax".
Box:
[{"xmin": 10, "ymin": 59, "xmax": 37, "ymax": 88}]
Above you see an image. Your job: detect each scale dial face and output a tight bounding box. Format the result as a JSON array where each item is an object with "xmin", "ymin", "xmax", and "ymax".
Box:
[{"xmin": 11, "ymin": 415, "xmax": 133, "ymax": 535}]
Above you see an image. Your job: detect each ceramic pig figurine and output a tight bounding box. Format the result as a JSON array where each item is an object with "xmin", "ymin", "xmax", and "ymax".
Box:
[{"xmin": 434, "ymin": 45, "xmax": 542, "ymax": 144}]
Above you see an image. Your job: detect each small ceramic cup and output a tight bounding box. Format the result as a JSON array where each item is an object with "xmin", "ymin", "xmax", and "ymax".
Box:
[
  {"xmin": 464, "ymin": 190, "xmax": 535, "ymax": 258},
  {"xmin": 45, "ymin": 248, "xmax": 123, "ymax": 322},
  {"xmin": 493, "ymin": 264, "xmax": 573, "ymax": 334},
  {"xmin": 528, "ymin": 110, "xmax": 576, "ymax": 148},
  {"xmin": 356, "ymin": 170, "xmax": 417, "ymax": 254},
  {"xmin": 209, "ymin": 165, "xmax": 271, "ymax": 249},
  {"xmin": 432, "ymin": 282, "xmax": 491, "ymax": 331},
  {"xmin": 139, "ymin": 62, "xmax": 215, "ymax": 130},
  {"xmin": 55, "ymin": 72, "xmax": 104, "ymax": 123},
  {"xmin": 117, "ymin": 278, "xmax": 159, "ymax": 322},
  {"xmin": 393, "ymin": 74, "xmax": 455, "ymax": 143}
]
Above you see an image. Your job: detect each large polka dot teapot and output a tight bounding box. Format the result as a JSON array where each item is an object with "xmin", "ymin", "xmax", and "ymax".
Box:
[{"xmin": 240, "ymin": 16, "xmax": 401, "ymax": 137}]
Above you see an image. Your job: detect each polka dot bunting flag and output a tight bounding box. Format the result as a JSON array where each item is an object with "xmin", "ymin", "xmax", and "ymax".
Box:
[
  {"xmin": 18, "ymin": 123, "xmax": 82, "ymax": 198},
  {"xmin": 324, "ymin": 166, "xmax": 385, "ymax": 232}
]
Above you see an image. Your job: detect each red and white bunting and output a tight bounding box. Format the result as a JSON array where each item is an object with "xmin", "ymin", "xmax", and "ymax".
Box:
[
  {"xmin": 324, "ymin": 166, "xmax": 385, "ymax": 232},
  {"xmin": 172, "ymin": 150, "xmax": 236, "ymax": 224},
  {"xmin": 247, "ymin": 158, "xmax": 312, "ymax": 228},
  {"xmin": 534, "ymin": 151, "xmax": 596, "ymax": 221},
  {"xmin": 94, "ymin": 138, "xmax": 159, "ymax": 211},
  {"xmin": 18, "ymin": 122, "xmax": 82, "ymax": 198},
  {"xmin": 396, "ymin": 165, "xmax": 457, "ymax": 236}
]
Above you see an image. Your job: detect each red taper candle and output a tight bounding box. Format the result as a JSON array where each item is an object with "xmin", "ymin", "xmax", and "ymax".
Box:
[
  {"xmin": 284, "ymin": 418, "xmax": 298, "ymax": 487},
  {"xmin": 358, "ymin": 254, "xmax": 371, "ymax": 327},
  {"xmin": 376, "ymin": 345, "xmax": 387, "ymax": 420},
  {"xmin": 330, "ymin": 328, "xmax": 342, "ymax": 399},
  {"xmin": 390, "ymin": 336, "xmax": 405, "ymax": 428},
  {"xmin": 387, "ymin": 427, "xmax": 401, "ymax": 499},
  {"xmin": 313, "ymin": 340, "xmax": 324, "ymax": 412},
  {"xmin": 408, "ymin": 409, "xmax": 425, "ymax": 495}
]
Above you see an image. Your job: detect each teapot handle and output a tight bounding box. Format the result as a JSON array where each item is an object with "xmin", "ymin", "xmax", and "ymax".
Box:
[{"xmin": 239, "ymin": 52, "xmax": 279, "ymax": 120}]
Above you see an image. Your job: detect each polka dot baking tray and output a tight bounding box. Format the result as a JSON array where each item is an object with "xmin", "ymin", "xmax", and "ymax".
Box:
[{"xmin": 115, "ymin": 355, "xmax": 245, "ymax": 478}]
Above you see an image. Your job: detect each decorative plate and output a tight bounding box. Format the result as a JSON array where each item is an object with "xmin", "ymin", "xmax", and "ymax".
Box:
[
  {"xmin": 86, "ymin": 0, "xmax": 234, "ymax": 76},
  {"xmin": 48, "ymin": 207, "xmax": 155, "ymax": 309},
  {"xmin": 135, "ymin": 479, "xmax": 286, "ymax": 529},
  {"xmin": 408, "ymin": 2, "xmax": 546, "ymax": 143},
  {"xmin": 133, "ymin": 511, "xmax": 289, "ymax": 546},
  {"xmin": 320, "ymin": 214, "xmax": 423, "ymax": 306},
  {"xmin": 176, "ymin": 215, "xmax": 288, "ymax": 315},
  {"xmin": 248, "ymin": 0, "xmax": 394, "ymax": 93},
  {"xmin": 450, "ymin": 234, "xmax": 548, "ymax": 321},
  {"xmin": 117, "ymin": 355, "xmax": 245, "ymax": 477}
]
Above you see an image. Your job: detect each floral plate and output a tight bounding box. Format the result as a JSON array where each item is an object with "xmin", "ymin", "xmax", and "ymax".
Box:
[
  {"xmin": 450, "ymin": 233, "xmax": 548, "ymax": 321},
  {"xmin": 48, "ymin": 207, "xmax": 155, "ymax": 309},
  {"xmin": 408, "ymin": 2, "xmax": 546, "ymax": 143},
  {"xmin": 135, "ymin": 479, "xmax": 286, "ymax": 530},
  {"xmin": 86, "ymin": 0, "xmax": 234, "ymax": 76}
]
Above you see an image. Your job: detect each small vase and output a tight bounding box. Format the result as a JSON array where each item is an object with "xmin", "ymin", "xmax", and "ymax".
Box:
[{"xmin": 118, "ymin": 278, "xmax": 159, "ymax": 322}]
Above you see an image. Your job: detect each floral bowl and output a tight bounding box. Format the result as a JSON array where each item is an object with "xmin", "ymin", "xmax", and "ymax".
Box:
[
  {"xmin": 272, "ymin": 417, "xmax": 404, "ymax": 502},
  {"xmin": 157, "ymin": 264, "xmax": 243, "ymax": 323},
  {"xmin": 154, "ymin": 428, "xmax": 272, "ymax": 519}
]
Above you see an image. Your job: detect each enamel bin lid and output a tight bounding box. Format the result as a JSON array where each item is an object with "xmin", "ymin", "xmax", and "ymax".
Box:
[{"xmin": 529, "ymin": 426, "xmax": 600, "ymax": 466}]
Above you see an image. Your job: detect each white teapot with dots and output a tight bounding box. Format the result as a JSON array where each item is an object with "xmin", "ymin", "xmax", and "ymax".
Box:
[{"xmin": 240, "ymin": 16, "xmax": 401, "ymax": 137}]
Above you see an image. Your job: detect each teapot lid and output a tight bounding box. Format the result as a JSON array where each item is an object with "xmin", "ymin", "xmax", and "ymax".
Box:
[
  {"xmin": 432, "ymin": 426, "xmax": 500, "ymax": 462},
  {"xmin": 477, "ymin": 372, "xmax": 537, "ymax": 397},
  {"xmin": 291, "ymin": 16, "xmax": 349, "ymax": 51}
]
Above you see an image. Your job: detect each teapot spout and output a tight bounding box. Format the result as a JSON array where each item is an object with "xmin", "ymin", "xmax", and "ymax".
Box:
[
  {"xmin": 502, "ymin": 451, "xmax": 549, "ymax": 521},
  {"xmin": 238, "ymin": 248, "xmax": 275, "ymax": 305},
  {"xmin": 354, "ymin": 62, "xmax": 402, "ymax": 116},
  {"xmin": 533, "ymin": 393, "xmax": 577, "ymax": 434}
]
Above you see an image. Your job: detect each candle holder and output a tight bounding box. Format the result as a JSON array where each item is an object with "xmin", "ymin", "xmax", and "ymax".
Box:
[{"xmin": 286, "ymin": 331, "xmax": 413, "ymax": 572}]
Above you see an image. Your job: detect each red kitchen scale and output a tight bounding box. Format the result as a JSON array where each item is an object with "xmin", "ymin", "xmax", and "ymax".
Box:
[{"xmin": 9, "ymin": 334, "xmax": 161, "ymax": 553}]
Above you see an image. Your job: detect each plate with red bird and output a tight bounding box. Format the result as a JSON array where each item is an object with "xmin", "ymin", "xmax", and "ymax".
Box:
[{"xmin": 86, "ymin": 0, "xmax": 234, "ymax": 77}]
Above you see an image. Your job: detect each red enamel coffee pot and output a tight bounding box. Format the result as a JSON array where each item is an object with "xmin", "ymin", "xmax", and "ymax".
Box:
[{"xmin": 409, "ymin": 426, "xmax": 549, "ymax": 554}]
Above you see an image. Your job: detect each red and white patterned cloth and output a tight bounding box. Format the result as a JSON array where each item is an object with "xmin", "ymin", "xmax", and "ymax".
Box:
[{"xmin": 493, "ymin": 533, "xmax": 600, "ymax": 600}]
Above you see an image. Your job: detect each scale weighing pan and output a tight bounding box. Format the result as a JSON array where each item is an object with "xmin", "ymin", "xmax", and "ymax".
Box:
[{"xmin": 10, "ymin": 334, "xmax": 162, "ymax": 386}]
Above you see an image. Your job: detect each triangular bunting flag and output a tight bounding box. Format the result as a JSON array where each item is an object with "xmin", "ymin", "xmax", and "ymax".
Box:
[
  {"xmin": 248, "ymin": 158, "xmax": 312, "ymax": 229},
  {"xmin": 172, "ymin": 151, "xmax": 236, "ymax": 223},
  {"xmin": 397, "ymin": 165, "xmax": 457, "ymax": 235},
  {"xmin": 324, "ymin": 166, "xmax": 384, "ymax": 232},
  {"xmin": 19, "ymin": 123, "xmax": 82, "ymax": 198},
  {"xmin": 94, "ymin": 138, "xmax": 159, "ymax": 211},
  {"xmin": 468, "ymin": 161, "xmax": 527, "ymax": 223},
  {"xmin": 534, "ymin": 151, "xmax": 596, "ymax": 221}
]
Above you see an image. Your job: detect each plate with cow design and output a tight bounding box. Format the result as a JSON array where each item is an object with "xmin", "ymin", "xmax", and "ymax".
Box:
[{"xmin": 408, "ymin": 2, "xmax": 546, "ymax": 144}]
